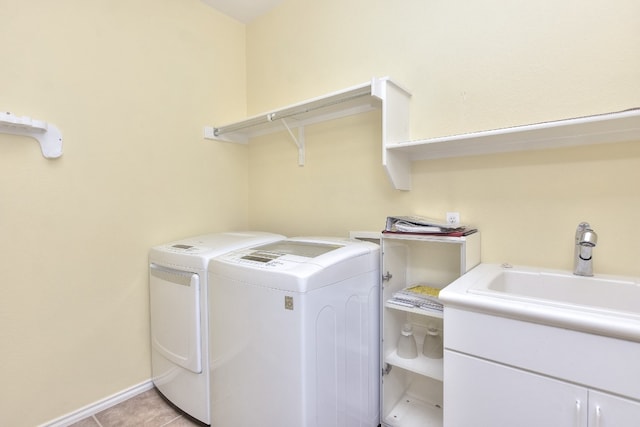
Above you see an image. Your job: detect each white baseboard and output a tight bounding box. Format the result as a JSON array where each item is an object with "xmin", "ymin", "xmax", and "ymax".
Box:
[{"xmin": 39, "ymin": 379, "xmax": 154, "ymax": 427}]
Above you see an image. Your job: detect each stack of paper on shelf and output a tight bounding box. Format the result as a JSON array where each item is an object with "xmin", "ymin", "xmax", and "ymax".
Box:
[
  {"xmin": 388, "ymin": 284, "xmax": 444, "ymax": 313},
  {"xmin": 384, "ymin": 215, "xmax": 477, "ymax": 236}
]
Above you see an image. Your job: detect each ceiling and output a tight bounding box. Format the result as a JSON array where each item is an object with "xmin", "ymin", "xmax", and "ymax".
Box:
[{"xmin": 201, "ymin": 0, "xmax": 285, "ymax": 23}]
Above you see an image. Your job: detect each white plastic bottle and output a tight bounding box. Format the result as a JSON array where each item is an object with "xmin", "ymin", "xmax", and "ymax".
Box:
[
  {"xmin": 397, "ymin": 323, "xmax": 418, "ymax": 359},
  {"xmin": 423, "ymin": 324, "xmax": 443, "ymax": 359}
]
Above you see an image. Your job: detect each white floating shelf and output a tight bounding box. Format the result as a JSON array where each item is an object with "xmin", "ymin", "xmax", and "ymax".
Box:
[
  {"xmin": 385, "ymin": 108, "xmax": 640, "ymax": 190},
  {"xmin": 0, "ymin": 111, "xmax": 63, "ymax": 158}
]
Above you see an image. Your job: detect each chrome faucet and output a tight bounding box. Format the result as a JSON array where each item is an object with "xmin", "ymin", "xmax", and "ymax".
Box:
[{"xmin": 574, "ymin": 222, "xmax": 597, "ymax": 276}]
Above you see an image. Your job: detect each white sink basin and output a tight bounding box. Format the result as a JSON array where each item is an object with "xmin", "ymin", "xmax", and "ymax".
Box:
[
  {"xmin": 440, "ymin": 263, "xmax": 640, "ymax": 342},
  {"xmin": 471, "ymin": 266, "xmax": 640, "ymax": 314}
]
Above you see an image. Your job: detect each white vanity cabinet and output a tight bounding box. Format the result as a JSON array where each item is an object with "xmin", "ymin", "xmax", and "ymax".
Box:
[
  {"xmin": 442, "ymin": 307, "xmax": 640, "ymax": 427},
  {"xmin": 446, "ymin": 351, "xmax": 640, "ymax": 427},
  {"xmin": 589, "ymin": 390, "xmax": 640, "ymax": 426},
  {"xmin": 445, "ymin": 350, "xmax": 588, "ymax": 426},
  {"xmin": 380, "ymin": 232, "xmax": 480, "ymax": 427}
]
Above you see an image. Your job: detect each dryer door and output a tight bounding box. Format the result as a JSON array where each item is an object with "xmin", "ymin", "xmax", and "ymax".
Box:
[{"xmin": 149, "ymin": 264, "xmax": 202, "ymax": 373}]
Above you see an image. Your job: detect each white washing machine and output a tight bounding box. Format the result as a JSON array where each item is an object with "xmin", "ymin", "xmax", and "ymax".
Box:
[
  {"xmin": 208, "ymin": 237, "xmax": 380, "ymax": 427},
  {"xmin": 148, "ymin": 231, "xmax": 284, "ymax": 425}
]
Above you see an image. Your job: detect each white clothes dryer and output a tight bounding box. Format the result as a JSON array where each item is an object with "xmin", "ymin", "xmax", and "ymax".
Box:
[
  {"xmin": 208, "ymin": 237, "xmax": 380, "ymax": 427},
  {"xmin": 148, "ymin": 231, "xmax": 284, "ymax": 424}
]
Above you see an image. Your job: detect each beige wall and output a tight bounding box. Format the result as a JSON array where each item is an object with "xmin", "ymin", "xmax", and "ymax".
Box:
[
  {"xmin": 0, "ymin": 1, "xmax": 247, "ymax": 425},
  {"xmin": 247, "ymin": 0, "xmax": 640, "ymax": 275},
  {"xmin": 3, "ymin": 0, "xmax": 639, "ymax": 424}
]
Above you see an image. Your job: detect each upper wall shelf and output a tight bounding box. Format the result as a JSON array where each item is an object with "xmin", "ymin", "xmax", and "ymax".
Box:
[
  {"xmin": 385, "ymin": 108, "xmax": 640, "ymax": 190},
  {"xmin": 205, "ymin": 77, "xmax": 412, "ymax": 167},
  {"xmin": 0, "ymin": 111, "xmax": 63, "ymax": 158},
  {"xmin": 205, "ymin": 77, "xmax": 640, "ymax": 191}
]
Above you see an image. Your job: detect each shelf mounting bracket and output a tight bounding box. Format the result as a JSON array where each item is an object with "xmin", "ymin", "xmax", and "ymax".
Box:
[
  {"xmin": 278, "ymin": 117, "xmax": 305, "ymax": 166},
  {"xmin": 0, "ymin": 111, "xmax": 63, "ymax": 158}
]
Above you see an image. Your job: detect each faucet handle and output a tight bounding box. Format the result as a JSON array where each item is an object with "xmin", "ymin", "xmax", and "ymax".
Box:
[
  {"xmin": 577, "ymin": 221, "xmax": 591, "ymax": 231},
  {"xmin": 575, "ymin": 222, "xmax": 597, "ymax": 246},
  {"xmin": 576, "ymin": 222, "xmax": 592, "ymax": 239}
]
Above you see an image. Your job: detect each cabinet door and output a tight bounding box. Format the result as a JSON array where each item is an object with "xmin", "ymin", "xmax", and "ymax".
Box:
[
  {"xmin": 589, "ymin": 390, "xmax": 640, "ymax": 427},
  {"xmin": 444, "ymin": 351, "xmax": 588, "ymax": 427}
]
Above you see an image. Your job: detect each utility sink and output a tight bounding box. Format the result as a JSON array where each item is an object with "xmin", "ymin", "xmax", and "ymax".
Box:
[
  {"xmin": 439, "ymin": 263, "xmax": 640, "ymax": 342},
  {"xmin": 470, "ymin": 265, "xmax": 640, "ymax": 314}
]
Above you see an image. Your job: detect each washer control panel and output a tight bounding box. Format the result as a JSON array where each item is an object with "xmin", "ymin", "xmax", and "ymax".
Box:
[{"xmin": 162, "ymin": 244, "xmax": 210, "ymax": 254}]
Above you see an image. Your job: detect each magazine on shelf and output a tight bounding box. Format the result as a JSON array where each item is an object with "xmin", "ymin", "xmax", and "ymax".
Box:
[
  {"xmin": 387, "ymin": 284, "xmax": 444, "ymax": 312},
  {"xmin": 385, "ymin": 215, "xmax": 476, "ymax": 236}
]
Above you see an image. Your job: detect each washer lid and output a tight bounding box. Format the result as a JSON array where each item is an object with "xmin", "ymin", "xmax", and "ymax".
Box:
[
  {"xmin": 210, "ymin": 237, "xmax": 379, "ymax": 292},
  {"xmin": 242, "ymin": 241, "xmax": 342, "ymax": 262},
  {"xmin": 213, "ymin": 237, "xmax": 377, "ymax": 271}
]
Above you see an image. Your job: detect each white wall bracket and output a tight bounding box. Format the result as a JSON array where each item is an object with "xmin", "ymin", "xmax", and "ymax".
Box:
[
  {"xmin": 279, "ymin": 118, "xmax": 305, "ymax": 166},
  {"xmin": 0, "ymin": 111, "xmax": 63, "ymax": 158}
]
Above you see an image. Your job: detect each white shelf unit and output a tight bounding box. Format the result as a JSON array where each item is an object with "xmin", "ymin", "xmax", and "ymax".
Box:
[
  {"xmin": 205, "ymin": 76, "xmax": 411, "ymax": 166},
  {"xmin": 385, "ymin": 108, "xmax": 640, "ymax": 190},
  {"xmin": 381, "ymin": 232, "xmax": 480, "ymax": 427},
  {"xmin": 205, "ymin": 77, "xmax": 640, "ymax": 190},
  {"xmin": 0, "ymin": 111, "xmax": 63, "ymax": 158}
]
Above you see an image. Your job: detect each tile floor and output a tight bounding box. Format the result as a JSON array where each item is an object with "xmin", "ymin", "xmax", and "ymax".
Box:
[{"xmin": 69, "ymin": 388, "xmax": 205, "ymax": 427}]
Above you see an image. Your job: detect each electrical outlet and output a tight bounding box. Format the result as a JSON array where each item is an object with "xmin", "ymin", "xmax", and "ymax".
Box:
[{"xmin": 446, "ymin": 212, "xmax": 460, "ymax": 226}]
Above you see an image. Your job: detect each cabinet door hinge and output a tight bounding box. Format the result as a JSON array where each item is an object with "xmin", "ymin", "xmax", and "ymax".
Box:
[{"xmin": 382, "ymin": 363, "xmax": 392, "ymax": 376}]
